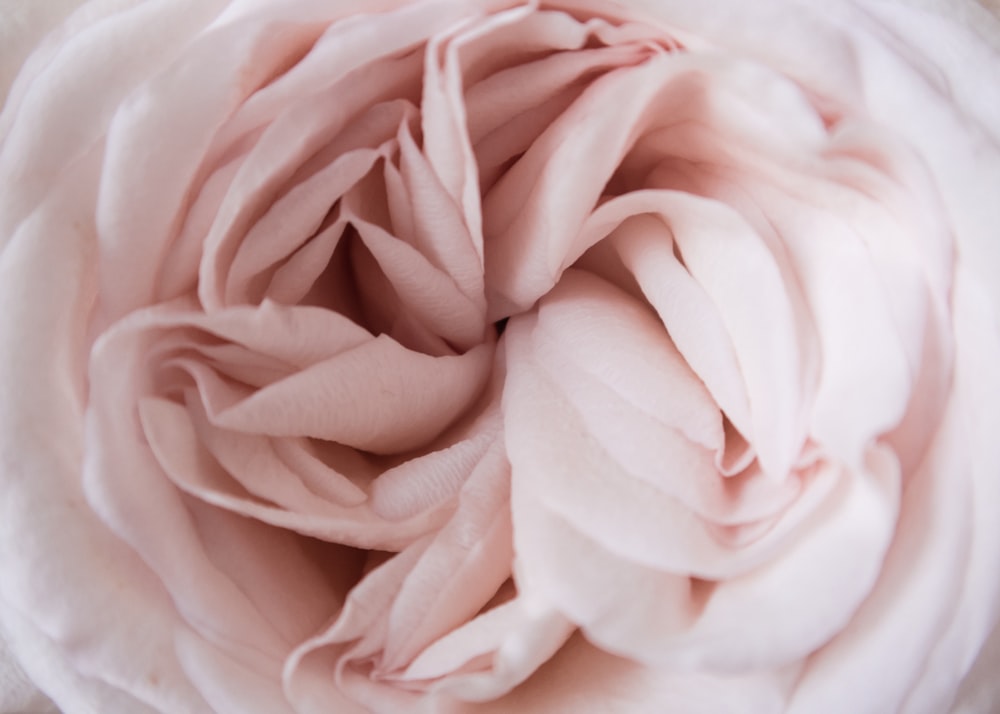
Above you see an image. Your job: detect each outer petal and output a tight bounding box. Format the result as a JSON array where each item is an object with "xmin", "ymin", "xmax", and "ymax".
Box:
[
  {"xmin": 615, "ymin": 0, "xmax": 1000, "ymax": 317},
  {"xmin": 782, "ymin": 270, "xmax": 1000, "ymax": 714},
  {"xmin": 0, "ymin": 0, "xmax": 87, "ymax": 107},
  {"xmin": 447, "ymin": 634, "xmax": 793, "ymax": 714},
  {"xmin": 0, "ymin": 617, "xmax": 57, "ymax": 713},
  {"xmin": 0, "ymin": 154, "xmax": 212, "ymax": 713},
  {"xmin": 503, "ymin": 270, "xmax": 901, "ymax": 672}
]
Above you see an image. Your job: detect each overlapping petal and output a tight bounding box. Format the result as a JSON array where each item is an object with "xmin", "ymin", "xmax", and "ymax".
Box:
[{"xmin": 0, "ymin": 1, "xmax": 998, "ymax": 713}]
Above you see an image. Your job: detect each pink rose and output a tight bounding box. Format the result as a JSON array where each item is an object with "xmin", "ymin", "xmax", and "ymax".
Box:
[{"xmin": 1, "ymin": 1, "xmax": 999, "ymax": 713}]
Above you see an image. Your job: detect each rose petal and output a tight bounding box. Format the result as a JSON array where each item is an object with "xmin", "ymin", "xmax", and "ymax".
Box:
[
  {"xmin": 196, "ymin": 3, "xmax": 472, "ymax": 312},
  {"xmin": 788, "ymin": 270, "xmax": 1000, "ymax": 714},
  {"xmin": 0, "ymin": 0, "xmax": 230, "ymax": 240},
  {"xmin": 96, "ymin": 13, "xmax": 326, "ymax": 323},
  {"xmin": 284, "ymin": 422, "xmax": 551, "ymax": 711},
  {"xmin": 206, "ymin": 337, "xmax": 492, "ymax": 453},
  {"xmin": 420, "ymin": 599, "xmax": 575, "ymax": 703},
  {"xmin": 0, "ymin": 150, "xmax": 210, "ymax": 713},
  {"xmin": 225, "ymin": 144, "xmax": 388, "ymax": 305},
  {"xmin": 593, "ymin": 191, "xmax": 807, "ymax": 477},
  {"xmin": 446, "ymin": 633, "xmax": 791, "ymax": 714},
  {"xmin": 504, "ymin": 269, "xmax": 821, "ymax": 572}
]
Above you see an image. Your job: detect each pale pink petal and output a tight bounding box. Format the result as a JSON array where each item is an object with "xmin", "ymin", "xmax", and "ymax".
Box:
[
  {"xmin": 273, "ymin": 438, "xmax": 371, "ymax": 506},
  {"xmin": 396, "ymin": 121, "xmax": 484, "ymax": 313},
  {"xmin": 483, "ymin": 56, "xmax": 674, "ymax": 318},
  {"xmin": 754, "ymin": 183, "xmax": 928, "ymax": 467},
  {"xmin": 0, "ymin": 151, "xmax": 210, "ymax": 713},
  {"xmin": 836, "ymin": 0, "xmax": 1000, "ymax": 319},
  {"xmin": 137, "ymin": 396, "xmax": 442, "ymax": 550},
  {"xmin": 445, "ymin": 633, "xmax": 792, "ymax": 714},
  {"xmin": 211, "ymin": 0, "xmax": 507, "ymax": 147},
  {"xmin": 898, "ymin": 276, "xmax": 1000, "ymax": 712},
  {"xmin": 420, "ymin": 600, "xmax": 575, "ymax": 703},
  {"xmin": 504, "ymin": 271, "xmax": 820, "ymax": 577},
  {"xmin": 0, "ymin": 606, "xmax": 161, "ymax": 714},
  {"xmin": 224, "ymin": 145, "xmax": 387, "ymax": 305},
  {"xmin": 175, "ymin": 627, "xmax": 297, "ymax": 714},
  {"xmin": 157, "ymin": 152, "xmax": 246, "ymax": 301},
  {"xmin": 464, "ymin": 15, "xmax": 650, "ymax": 142},
  {"xmin": 206, "ymin": 338, "xmax": 492, "ymax": 453},
  {"xmin": 0, "ymin": 0, "xmax": 88, "ymax": 109},
  {"xmin": 194, "ymin": 25, "xmax": 433, "ymax": 311},
  {"xmin": 0, "ymin": 0, "xmax": 231, "ymax": 240},
  {"xmin": 524, "ymin": 269, "xmax": 800, "ymax": 524},
  {"xmin": 344, "ymin": 200, "xmax": 486, "ymax": 351},
  {"xmin": 183, "ymin": 498, "xmax": 356, "ymax": 649},
  {"xmin": 285, "ymin": 415, "xmax": 535, "ymax": 710},
  {"xmin": 504, "ymin": 265, "xmax": 901, "ymax": 669},
  {"xmin": 580, "ymin": 210, "xmax": 753, "ymax": 440},
  {"xmin": 96, "ymin": 14, "xmax": 327, "ymax": 324},
  {"xmin": 592, "ymin": 190, "xmax": 806, "ymax": 477},
  {"xmin": 788, "ymin": 271, "xmax": 1000, "ymax": 714},
  {"xmin": 264, "ymin": 218, "xmax": 349, "ymax": 306},
  {"xmin": 84, "ymin": 312, "xmax": 351, "ymax": 674},
  {"xmin": 3, "ymin": 2, "xmax": 998, "ymax": 713},
  {"xmin": 369, "ymin": 416, "xmax": 500, "ymax": 522},
  {"xmin": 380, "ymin": 443, "xmax": 512, "ymax": 672}
]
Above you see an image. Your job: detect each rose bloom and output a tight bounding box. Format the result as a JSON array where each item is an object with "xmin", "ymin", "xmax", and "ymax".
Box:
[{"xmin": 1, "ymin": 0, "xmax": 999, "ymax": 712}]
